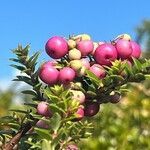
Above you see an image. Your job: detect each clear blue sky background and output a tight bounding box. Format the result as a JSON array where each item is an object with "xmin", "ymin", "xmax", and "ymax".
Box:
[{"xmin": 0, "ymin": 0, "xmax": 150, "ymax": 81}]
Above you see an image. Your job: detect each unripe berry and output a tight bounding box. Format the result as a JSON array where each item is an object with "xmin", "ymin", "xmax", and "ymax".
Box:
[
  {"xmin": 77, "ymin": 40, "xmax": 94, "ymax": 56},
  {"xmin": 59, "ymin": 67, "xmax": 75, "ymax": 84},
  {"xmin": 71, "ymin": 34, "xmax": 91, "ymax": 41},
  {"xmin": 45, "ymin": 36, "xmax": 68, "ymax": 59},
  {"xmin": 39, "ymin": 65, "xmax": 59, "ymax": 85},
  {"xmin": 68, "ymin": 48, "xmax": 81, "ymax": 60},
  {"xmin": 67, "ymin": 39, "xmax": 76, "ymax": 49},
  {"xmin": 115, "ymin": 33, "xmax": 131, "ymax": 41},
  {"xmin": 71, "ymin": 90, "xmax": 85, "ymax": 104},
  {"xmin": 70, "ymin": 60, "xmax": 82, "ymax": 71},
  {"xmin": 91, "ymin": 42, "xmax": 99, "ymax": 55},
  {"xmin": 37, "ymin": 102, "xmax": 52, "ymax": 117},
  {"xmin": 84, "ymin": 102, "xmax": 100, "ymax": 117}
]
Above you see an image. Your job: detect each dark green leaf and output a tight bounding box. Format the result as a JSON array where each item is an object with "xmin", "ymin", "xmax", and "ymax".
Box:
[
  {"xmin": 10, "ymin": 64, "xmax": 25, "ymax": 71},
  {"xmin": 22, "ymin": 90, "xmax": 37, "ymax": 96}
]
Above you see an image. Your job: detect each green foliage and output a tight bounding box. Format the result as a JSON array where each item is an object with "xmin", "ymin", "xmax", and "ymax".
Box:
[{"xmin": 0, "ymin": 44, "xmax": 150, "ymax": 150}]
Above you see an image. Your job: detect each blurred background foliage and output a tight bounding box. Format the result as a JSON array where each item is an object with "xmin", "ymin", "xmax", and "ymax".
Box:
[{"xmin": 0, "ymin": 20, "xmax": 150, "ymax": 150}]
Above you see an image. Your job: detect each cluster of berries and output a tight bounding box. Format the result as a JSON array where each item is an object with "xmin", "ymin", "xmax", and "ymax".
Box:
[{"xmin": 37, "ymin": 33, "xmax": 141, "ymax": 127}]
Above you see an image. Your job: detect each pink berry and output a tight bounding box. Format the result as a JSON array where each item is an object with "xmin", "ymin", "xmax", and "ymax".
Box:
[
  {"xmin": 59, "ymin": 67, "xmax": 75, "ymax": 84},
  {"xmin": 65, "ymin": 144, "xmax": 79, "ymax": 150},
  {"xmin": 89, "ymin": 64, "xmax": 106, "ymax": 79},
  {"xmin": 115, "ymin": 39, "xmax": 132, "ymax": 59},
  {"xmin": 45, "ymin": 36, "xmax": 68, "ymax": 59},
  {"xmin": 94, "ymin": 43, "xmax": 117, "ymax": 66},
  {"xmin": 130, "ymin": 41, "xmax": 141, "ymax": 58},
  {"xmin": 75, "ymin": 107, "xmax": 84, "ymax": 120},
  {"xmin": 84, "ymin": 102, "xmax": 100, "ymax": 117},
  {"xmin": 81, "ymin": 58, "xmax": 90, "ymax": 69},
  {"xmin": 77, "ymin": 40, "xmax": 94, "ymax": 56},
  {"xmin": 37, "ymin": 102, "xmax": 52, "ymax": 117},
  {"xmin": 39, "ymin": 65, "xmax": 59, "ymax": 85},
  {"xmin": 36, "ymin": 120, "xmax": 49, "ymax": 129},
  {"xmin": 41, "ymin": 61, "xmax": 57, "ymax": 68}
]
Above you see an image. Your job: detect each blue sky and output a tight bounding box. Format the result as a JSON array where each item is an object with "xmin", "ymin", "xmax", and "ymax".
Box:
[{"xmin": 0, "ymin": 0, "xmax": 150, "ymax": 85}]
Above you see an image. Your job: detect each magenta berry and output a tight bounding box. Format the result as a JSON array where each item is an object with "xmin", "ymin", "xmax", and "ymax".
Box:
[
  {"xmin": 115, "ymin": 39, "xmax": 132, "ymax": 59},
  {"xmin": 45, "ymin": 36, "xmax": 68, "ymax": 59},
  {"xmin": 130, "ymin": 41, "xmax": 141, "ymax": 58},
  {"xmin": 84, "ymin": 102, "xmax": 100, "ymax": 117},
  {"xmin": 94, "ymin": 43, "xmax": 117, "ymax": 66},
  {"xmin": 89, "ymin": 64, "xmax": 106, "ymax": 78},
  {"xmin": 77, "ymin": 40, "xmax": 94, "ymax": 56},
  {"xmin": 37, "ymin": 102, "xmax": 52, "ymax": 117},
  {"xmin": 39, "ymin": 65, "xmax": 59, "ymax": 85},
  {"xmin": 59, "ymin": 67, "xmax": 75, "ymax": 84}
]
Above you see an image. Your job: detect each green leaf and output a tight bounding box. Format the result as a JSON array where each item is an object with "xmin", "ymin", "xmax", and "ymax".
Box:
[
  {"xmin": 86, "ymin": 70, "xmax": 102, "ymax": 86},
  {"xmin": 132, "ymin": 58, "xmax": 142, "ymax": 70},
  {"xmin": 22, "ymin": 90, "xmax": 37, "ymax": 96},
  {"xmin": 10, "ymin": 64, "xmax": 25, "ymax": 71},
  {"xmin": 0, "ymin": 116, "xmax": 15, "ymax": 124},
  {"xmin": 9, "ymin": 58, "xmax": 21, "ymax": 63},
  {"xmin": 34, "ymin": 128, "xmax": 52, "ymax": 141},
  {"xmin": 48, "ymin": 104, "xmax": 66, "ymax": 114},
  {"xmin": 42, "ymin": 139, "xmax": 51, "ymax": 150},
  {"xmin": 50, "ymin": 113, "xmax": 61, "ymax": 132},
  {"xmin": 44, "ymin": 89, "xmax": 60, "ymax": 102},
  {"xmin": 13, "ymin": 75, "xmax": 33, "ymax": 85},
  {"xmin": 9, "ymin": 109, "xmax": 28, "ymax": 114},
  {"xmin": 145, "ymin": 74, "xmax": 150, "ymax": 79}
]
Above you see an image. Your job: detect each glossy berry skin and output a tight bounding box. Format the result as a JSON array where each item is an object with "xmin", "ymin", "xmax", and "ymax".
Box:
[
  {"xmin": 36, "ymin": 120, "xmax": 49, "ymax": 129},
  {"xmin": 110, "ymin": 93, "xmax": 121, "ymax": 104},
  {"xmin": 115, "ymin": 39, "xmax": 132, "ymax": 59},
  {"xmin": 59, "ymin": 67, "xmax": 75, "ymax": 84},
  {"xmin": 39, "ymin": 65, "xmax": 59, "ymax": 85},
  {"xmin": 89, "ymin": 64, "xmax": 106, "ymax": 79},
  {"xmin": 130, "ymin": 41, "xmax": 141, "ymax": 58},
  {"xmin": 45, "ymin": 36, "xmax": 68, "ymax": 59},
  {"xmin": 77, "ymin": 40, "xmax": 94, "ymax": 56},
  {"xmin": 94, "ymin": 43, "xmax": 117, "ymax": 66},
  {"xmin": 37, "ymin": 102, "xmax": 52, "ymax": 117},
  {"xmin": 84, "ymin": 102, "xmax": 100, "ymax": 117}
]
